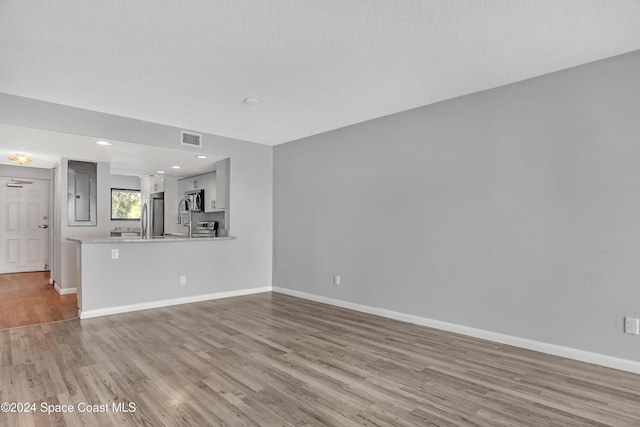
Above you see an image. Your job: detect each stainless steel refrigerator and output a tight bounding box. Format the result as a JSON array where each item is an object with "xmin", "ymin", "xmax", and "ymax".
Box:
[{"xmin": 142, "ymin": 192, "xmax": 164, "ymax": 238}]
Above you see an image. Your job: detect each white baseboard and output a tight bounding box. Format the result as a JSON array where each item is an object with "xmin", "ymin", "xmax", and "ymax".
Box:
[
  {"xmin": 79, "ymin": 286, "xmax": 271, "ymax": 319},
  {"xmin": 273, "ymin": 287, "xmax": 640, "ymax": 375},
  {"xmin": 54, "ymin": 284, "xmax": 77, "ymax": 295}
]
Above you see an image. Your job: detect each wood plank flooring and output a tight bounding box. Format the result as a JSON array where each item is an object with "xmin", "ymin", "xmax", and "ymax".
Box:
[
  {"xmin": 0, "ymin": 272, "xmax": 78, "ymax": 330},
  {"xmin": 1, "ymin": 292, "xmax": 639, "ymax": 426}
]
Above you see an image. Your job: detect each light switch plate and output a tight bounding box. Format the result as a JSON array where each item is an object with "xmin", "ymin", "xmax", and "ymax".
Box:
[{"xmin": 111, "ymin": 249, "xmax": 119, "ymax": 259}]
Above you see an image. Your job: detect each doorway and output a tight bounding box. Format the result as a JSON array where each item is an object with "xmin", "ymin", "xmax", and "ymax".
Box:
[
  {"xmin": 0, "ymin": 175, "xmax": 76, "ymax": 329},
  {"xmin": 0, "ymin": 177, "xmax": 50, "ymax": 273}
]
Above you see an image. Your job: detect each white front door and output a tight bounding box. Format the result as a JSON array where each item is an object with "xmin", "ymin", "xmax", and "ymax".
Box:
[{"xmin": 0, "ymin": 178, "xmax": 50, "ymax": 273}]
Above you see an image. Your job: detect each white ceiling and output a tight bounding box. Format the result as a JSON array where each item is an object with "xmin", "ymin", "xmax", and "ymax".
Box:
[
  {"xmin": 1, "ymin": 1, "xmax": 640, "ymax": 146},
  {"xmin": 0, "ymin": 124, "xmax": 225, "ymax": 178}
]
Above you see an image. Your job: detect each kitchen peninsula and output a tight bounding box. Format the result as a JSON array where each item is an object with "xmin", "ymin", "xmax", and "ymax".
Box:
[{"xmin": 66, "ymin": 234, "xmax": 268, "ymax": 321}]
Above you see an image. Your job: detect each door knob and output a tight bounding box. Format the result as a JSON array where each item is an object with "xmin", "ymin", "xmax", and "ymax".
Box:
[{"xmin": 39, "ymin": 224, "xmax": 48, "ymax": 229}]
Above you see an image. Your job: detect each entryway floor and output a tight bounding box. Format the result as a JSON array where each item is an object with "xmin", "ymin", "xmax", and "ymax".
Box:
[{"xmin": 0, "ymin": 271, "xmax": 77, "ymax": 329}]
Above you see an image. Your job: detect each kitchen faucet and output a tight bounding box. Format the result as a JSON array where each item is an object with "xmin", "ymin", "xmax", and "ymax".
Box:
[{"xmin": 177, "ymin": 197, "xmax": 192, "ymax": 238}]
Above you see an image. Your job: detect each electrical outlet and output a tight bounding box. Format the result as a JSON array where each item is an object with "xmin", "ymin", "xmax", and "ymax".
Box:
[
  {"xmin": 334, "ymin": 275, "xmax": 341, "ymax": 286},
  {"xmin": 624, "ymin": 317, "xmax": 639, "ymax": 335},
  {"xmin": 111, "ymin": 249, "xmax": 119, "ymax": 259},
  {"xmin": 180, "ymin": 275, "xmax": 186, "ymax": 285}
]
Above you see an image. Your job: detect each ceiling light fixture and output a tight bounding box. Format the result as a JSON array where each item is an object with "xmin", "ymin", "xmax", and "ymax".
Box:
[
  {"xmin": 244, "ymin": 98, "xmax": 259, "ymax": 105},
  {"xmin": 157, "ymin": 170, "xmax": 165, "ymax": 174},
  {"xmin": 172, "ymin": 165, "xmax": 181, "ymax": 169},
  {"xmin": 8, "ymin": 154, "xmax": 32, "ymax": 165},
  {"xmin": 195, "ymin": 155, "xmax": 208, "ymax": 159},
  {"xmin": 96, "ymin": 140, "xmax": 112, "ymax": 146}
]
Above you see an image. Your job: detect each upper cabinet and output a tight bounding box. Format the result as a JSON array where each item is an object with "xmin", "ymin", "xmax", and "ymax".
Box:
[
  {"xmin": 141, "ymin": 174, "xmax": 164, "ymax": 200},
  {"xmin": 176, "ymin": 176, "xmax": 187, "ymax": 197},
  {"xmin": 203, "ymin": 158, "xmax": 230, "ymax": 212},
  {"xmin": 149, "ymin": 175, "xmax": 164, "ymax": 194},
  {"xmin": 201, "ymin": 172, "xmax": 216, "ymax": 211},
  {"xmin": 213, "ymin": 158, "xmax": 230, "ymax": 211},
  {"xmin": 179, "ymin": 175, "xmax": 202, "ymax": 192}
]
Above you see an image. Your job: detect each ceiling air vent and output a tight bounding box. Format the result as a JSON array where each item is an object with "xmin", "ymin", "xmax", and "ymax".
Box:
[{"xmin": 181, "ymin": 131, "xmax": 202, "ymax": 148}]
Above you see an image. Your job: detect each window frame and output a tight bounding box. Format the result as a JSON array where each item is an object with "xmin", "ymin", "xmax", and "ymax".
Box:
[{"xmin": 110, "ymin": 188, "xmax": 142, "ymax": 221}]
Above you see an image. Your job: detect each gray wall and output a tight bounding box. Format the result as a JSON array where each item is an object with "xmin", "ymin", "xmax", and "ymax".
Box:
[
  {"xmin": 0, "ymin": 94, "xmax": 273, "ymax": 295},
  {"xmin": 273, "ymin": 50, "xmax": 640, "ymax": 362},
  {"xmin": 57, "ymin": 158, "xmax": 113, "ymax": 290},
  {"xmin": 78, "ymin": 239, "xmax": 260, "ymax": 314}
]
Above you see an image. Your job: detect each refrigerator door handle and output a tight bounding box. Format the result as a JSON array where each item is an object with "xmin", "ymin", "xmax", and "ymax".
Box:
[{"xmin": 141, "ymin": 202, "xmax": 148, "ymax": 238}]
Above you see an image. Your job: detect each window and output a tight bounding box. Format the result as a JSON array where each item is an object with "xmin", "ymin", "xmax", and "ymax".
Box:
[{"xmin": 111, "ymin": 188, "xmax": 141, "ymax": 220}]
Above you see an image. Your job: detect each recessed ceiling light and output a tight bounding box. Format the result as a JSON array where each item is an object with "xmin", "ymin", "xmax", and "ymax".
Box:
[
  {"xmin": 195, "ymin": 155, "xmax": 208, "ymax": 159},
  {"xmin": 157, "ymin": 170, "xmax": 165, "ymax": 174},
  {"xmin": 96, "ymin": 140, "xmax": 112, "ymax": 146},
  {"xmin": 172, "ymin": 165, "xmax": 181, "ymax": 169},
  {"xmin": 244, "ymin": 98, "xmax": 259, "ymax": 105}
]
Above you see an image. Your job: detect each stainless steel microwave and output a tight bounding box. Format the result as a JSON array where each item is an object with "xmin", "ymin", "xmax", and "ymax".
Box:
[{"xmin": 185, "ymin": 189, "xmax": 204, "ymax": 212}]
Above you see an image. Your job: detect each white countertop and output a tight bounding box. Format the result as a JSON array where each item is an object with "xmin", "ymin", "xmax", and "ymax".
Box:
[{"xmin": 67, "ymin": 235, "xmax": 236, "ymax": 243}]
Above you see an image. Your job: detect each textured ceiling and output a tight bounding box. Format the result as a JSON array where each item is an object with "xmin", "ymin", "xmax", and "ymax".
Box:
[{"xmin": 1, "ymin": 1, "xmax": 639, "ymax": 146}]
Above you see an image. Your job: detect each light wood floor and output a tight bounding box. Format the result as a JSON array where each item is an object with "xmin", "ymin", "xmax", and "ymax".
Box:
[
  {"xmin": 1, "ymin": 292, "xmax": 639, "ymax": 426},
  {"xmin": 0, "ymin": 272, "xmax": 78, "ymax": 330}
]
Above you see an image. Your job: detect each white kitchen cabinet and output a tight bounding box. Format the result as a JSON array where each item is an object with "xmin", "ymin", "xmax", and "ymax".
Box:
[
  {"xmin": 151, "ymin": 175, "xmax": 164, "ymax": 193},
  {"xmin": 178, "ymin": 176, "xmax": 201, "ymax": 192},
  {"xmin": 141, "ymin": 174, "xmax": 164, "ymax": 195},
  {"xmin": 214, "ymin": 158, "xmax": 229, "ymax": 210},
  {"xmin": 177, "ymin": 177, "xmax": 187, "ymax": 197},
  {"xmin": 201, "ymin": 159, "xmax": 230, "ymax": 212},
  {"xmin": 201, "ymin": 172, "xmax": 217, "ymax": 212}
]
